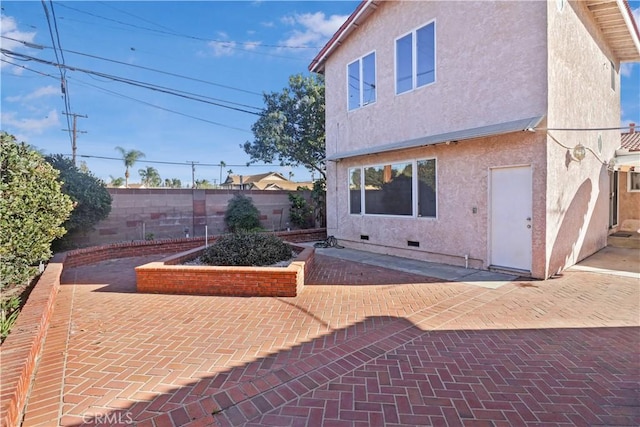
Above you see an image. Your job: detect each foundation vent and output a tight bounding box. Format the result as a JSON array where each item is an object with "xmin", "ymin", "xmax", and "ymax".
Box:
[
  {"xmin": 407, "ymin": 240, "xmax": 420, "ymax": 247},
  {"xmin": 360, "ymin": 235, "xmax": 369, "ymax": 240}
]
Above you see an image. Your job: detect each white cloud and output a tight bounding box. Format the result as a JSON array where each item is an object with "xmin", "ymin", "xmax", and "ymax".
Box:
[
  {"xmin": 280, "ymin": 12, "xmax": 349, "ymax": 49},
  {"xmin": 1, "ymin": 110, "xmax": 60, "ymax": 135},
  {"xmin": 207, "ymin": 39, "xmax": 237, "ymax": 57},
  {"xmin": 1, "ymin": 15, "xmax": 37, "ymax": 70},
  {"xmin": 6, "ymin": 85, "xmax": 59, "ymax": 103},
  {"xmin": 243, "ymin": 41, "xmax": 262, "ymax": 51},
  {"xmin": 633, "ymin": 7, "xmax": 640, "ymax": 29},
  {"xmin": 206, "ymin": 32, "xmax": 237, "ymax": 56}
]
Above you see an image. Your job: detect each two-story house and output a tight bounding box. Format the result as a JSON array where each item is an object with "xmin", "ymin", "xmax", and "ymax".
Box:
[{"xmin": 310, "ymin": 0, "xmax": 639, "ymax": 279}]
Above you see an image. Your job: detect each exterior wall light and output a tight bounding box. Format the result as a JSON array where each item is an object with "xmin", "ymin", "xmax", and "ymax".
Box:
[{"xmin": 573, "ymin": 143, "xmax": 586, "ymax": 162}]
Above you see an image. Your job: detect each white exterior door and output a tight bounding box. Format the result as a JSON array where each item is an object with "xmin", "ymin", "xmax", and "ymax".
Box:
[{"xmin": 490, "ymin": 165, "xmax": 532, "ymax": 271}]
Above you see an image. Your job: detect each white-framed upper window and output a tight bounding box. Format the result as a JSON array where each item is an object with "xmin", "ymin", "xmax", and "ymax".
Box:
[
  {"xmin": 629, "ymin": 171, "xmax": 640, "ymax": 192},
  {"xmin": 395, "ymin": 21, "xmax": 436, "ymax": 95},
  {"xmin": 348, "ymin": 158, "xmax": 437, "ymax": 218},
  {"xmin": 348, "ymin": 51, "xmax": 376, "ymax": 111}
]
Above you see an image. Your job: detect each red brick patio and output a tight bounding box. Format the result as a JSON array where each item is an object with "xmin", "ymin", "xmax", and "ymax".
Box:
[{"xmin": 20, "ymin": 253, "xmax": 640, "ymax": 426}]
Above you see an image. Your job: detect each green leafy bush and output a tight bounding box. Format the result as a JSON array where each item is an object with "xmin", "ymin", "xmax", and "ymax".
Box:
[
  {"xmin": 0, "ymin": 132, "xmax": 74, "ymax": 288},
  {"xmin": 288, "ymin": 192, "xmax": 313, "ymax": 229},
  {"xmin": 46, "ymin": 155, "xmax": 112, "ymax": 249},
  {"xmin": 224, "ymin": 194, "xmax": 261, "ymax": 232},
  {"xmin": 200, "ymin": 232, "xmax": 292, "ymax": 266}
]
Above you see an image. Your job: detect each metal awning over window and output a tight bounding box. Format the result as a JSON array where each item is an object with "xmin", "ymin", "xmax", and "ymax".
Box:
[{"xmin": 326, "ymin": 116, "xmax": 545, "ymax": 161}]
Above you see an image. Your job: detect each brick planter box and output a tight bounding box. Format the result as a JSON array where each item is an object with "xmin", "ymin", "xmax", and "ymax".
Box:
[{"xmin": 135, "ymin": 243, "xmax": 315, "ymax": 297}]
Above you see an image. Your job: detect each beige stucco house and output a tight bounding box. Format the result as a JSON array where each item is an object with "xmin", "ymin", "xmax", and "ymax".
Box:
[{"xmin": 310, "ymin": 0, "xmax": 640, "ymax": 279}]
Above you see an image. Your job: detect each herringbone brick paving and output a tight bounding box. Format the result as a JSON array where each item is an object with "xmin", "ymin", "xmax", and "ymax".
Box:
[{"xmin": 21, "ymin": 253, "xmax": 639, "ymax": 426}]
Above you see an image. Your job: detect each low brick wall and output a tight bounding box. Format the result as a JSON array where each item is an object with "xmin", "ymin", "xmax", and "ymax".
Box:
[
  {"xmin": 135, "ymin": 244, "xmax": 314, "ymax": 297},
  {"xmin": 0, "ymin": 257, "xmax": 63, "ymax": 427},
  {"xmin": 0, "ymin": 228, "xmax": 325, "ymax": 427}
]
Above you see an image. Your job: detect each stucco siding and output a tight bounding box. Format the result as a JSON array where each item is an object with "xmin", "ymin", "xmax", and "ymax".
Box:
[
  {"xmin": 545, "ymin": 0, "xmax": 621, "ymax": 276},
  {"xmin": 324, "ymin": 0, "xmax": 548, "ymax": 158},
  {"xmin": 328, "ymin": 131, "xmax": 547, "ymax": 275}
]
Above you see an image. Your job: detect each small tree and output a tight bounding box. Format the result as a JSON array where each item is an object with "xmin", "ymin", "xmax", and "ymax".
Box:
[
  {"xmin": 288, "ymin": 192, "xmax": 313, "ymax": 229},
  {"xmin": 45, "ymin": 155, "xmax": 112, "ymax": 249},
  {"xmin": 311, "ymin": 179, "xmax": 326, "ymax": 227},
  {"xmin": 224, "ymin": 194, "xmax": 261, "ymax": 232},
  {"xmin": 0, "ymin": 133, "xmax": 73, "ymax": 288},
  {"xmin": 243, "ymin": 73, "xmax": 326, "ymax": 180}
]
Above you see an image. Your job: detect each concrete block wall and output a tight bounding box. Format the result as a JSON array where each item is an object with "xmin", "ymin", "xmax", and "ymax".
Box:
[{"xmin": 73, "ymin": 188, "xmax": 308, "ymax": 247}]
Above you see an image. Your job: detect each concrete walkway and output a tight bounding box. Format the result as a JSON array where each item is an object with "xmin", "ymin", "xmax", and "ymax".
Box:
[
  {"xmin": 21, "ymin": 247, "xmax": 640, "ymax": 426},
  {"xmin": 309, "ymin": 245, "xmax": 518, "ymax": 289}
]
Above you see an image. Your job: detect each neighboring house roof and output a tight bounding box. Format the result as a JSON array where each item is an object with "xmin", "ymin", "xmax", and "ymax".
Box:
[
  {"xmin": 309, "ymin": 0, "xmax": 640, "ymax": 73},
  {"xmin": 225, "ymin": 172, "xmax": 288, "ymax": 185},
  {"xmin": 326, "ymin": 116, "xmax": 544, "ymax": 161},
  {"xmin": 253, "ymin": 181, "xmax": 313, "ymax": 191},
  {"xmin": 621, "ymin": 127, "xmax": 640, "ymax": 151},
  {"xmin": 223, "ymin": 172, "xmax": 311, "ymax": 190}
]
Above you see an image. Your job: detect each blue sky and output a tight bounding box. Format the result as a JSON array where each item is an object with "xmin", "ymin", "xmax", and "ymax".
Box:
[{"xmin": 1, "ymin": 1, "xmax": 639, "ymax": 187}]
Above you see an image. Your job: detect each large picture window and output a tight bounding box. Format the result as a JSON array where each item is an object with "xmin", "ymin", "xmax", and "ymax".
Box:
[
  {"xmin": 364, "ymin": 163, "xmax": 413, "ymax": 215},
  {"xmin": 396, "ymin": 22, "xmax": 435, "ymax": 95},
  {"xmin": 348, "ymin": 52, "xmax": 376, "ymax": 111},
  {"xmin": 349, "ymin": 159, "xmax": 436, "ymax": 218}
]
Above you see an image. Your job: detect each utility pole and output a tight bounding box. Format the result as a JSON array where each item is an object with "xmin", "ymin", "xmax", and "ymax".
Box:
[
  {"xmin": 187, "ymin": 161, "xmax": 199, "ymax": 188},
  {"xmin": 62, "ymin": 113, "xmax": 87, "ymax": 165}
]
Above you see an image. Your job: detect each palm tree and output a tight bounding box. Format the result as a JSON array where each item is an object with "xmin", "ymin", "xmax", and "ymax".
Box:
[
  {"xmin": 139, "ymin": 166, "xmax": 161, "ymax": 187},
  {"xmin": 115, "ymin": 146, "xmax": 145, "ymax": 188},
  {"xmin": 164, "ymin": 178, "xmax": 182, "ymax": 188},
  {"xmin": 219, "ymin": 160, "xmax": 226, "ymax": 188},
  {"xmin": 109, "ymin": 175, "xmax": 125, "ymax": 187}
]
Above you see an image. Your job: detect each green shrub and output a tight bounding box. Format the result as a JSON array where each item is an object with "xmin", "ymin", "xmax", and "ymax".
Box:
[
  {"xmin": 0, "ymin": 132, "xmax": 74, "ymax": 288},
  {"xmin": 288, "ymin": 192, "xmax": 313, "ymax": 229},
  {"xmin": 224, "ymin": 194, "xmax": 261, "ymax": 232},
  {"xmin": 200, "ymin": 232, "xmax": 292, "ymax": 266},
  {"xmin": 46, "ymin": 155, "xmax": 112, "ymax": 250}
]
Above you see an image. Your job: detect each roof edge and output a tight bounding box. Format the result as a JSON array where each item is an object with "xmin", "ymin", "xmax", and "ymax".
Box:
[
  {"xmin": 618, "ymin": 0, "xmax": 640, "ymax": 61},
  {"xmin": 309, "ymin": 0, "xmax": 377, "ymax": 73}
]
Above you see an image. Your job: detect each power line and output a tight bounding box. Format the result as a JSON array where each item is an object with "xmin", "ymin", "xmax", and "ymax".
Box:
[
  {"xmin": 0, "ymin": 58, "xmax": 253, "ymax": 133},
  {"xmin": 74, "ymin": 154, "xmax": 266, "ymax": 168},
  {"xmin": 41, "ymin": 0, "xmax": 74, "ymax": 148},
  {"xmin": 1, "ymin": 49, "xmax": 263, "ymax": 116},
  {"xmin": 97, "ymin": 1, "xmax": 175, "ymax": 33},
  {"xmin": 56, "ymin": 2, "xmax": 323, "ymax": 49},
  {"xmin": 1, "ymin": 34, "xmax": 264, "ymax": 97}
]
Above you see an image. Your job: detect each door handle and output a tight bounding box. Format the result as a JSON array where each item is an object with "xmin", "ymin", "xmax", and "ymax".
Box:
[{"xmin": 527, "ymin": 225, "xmax": 531, "ymax": 228}]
